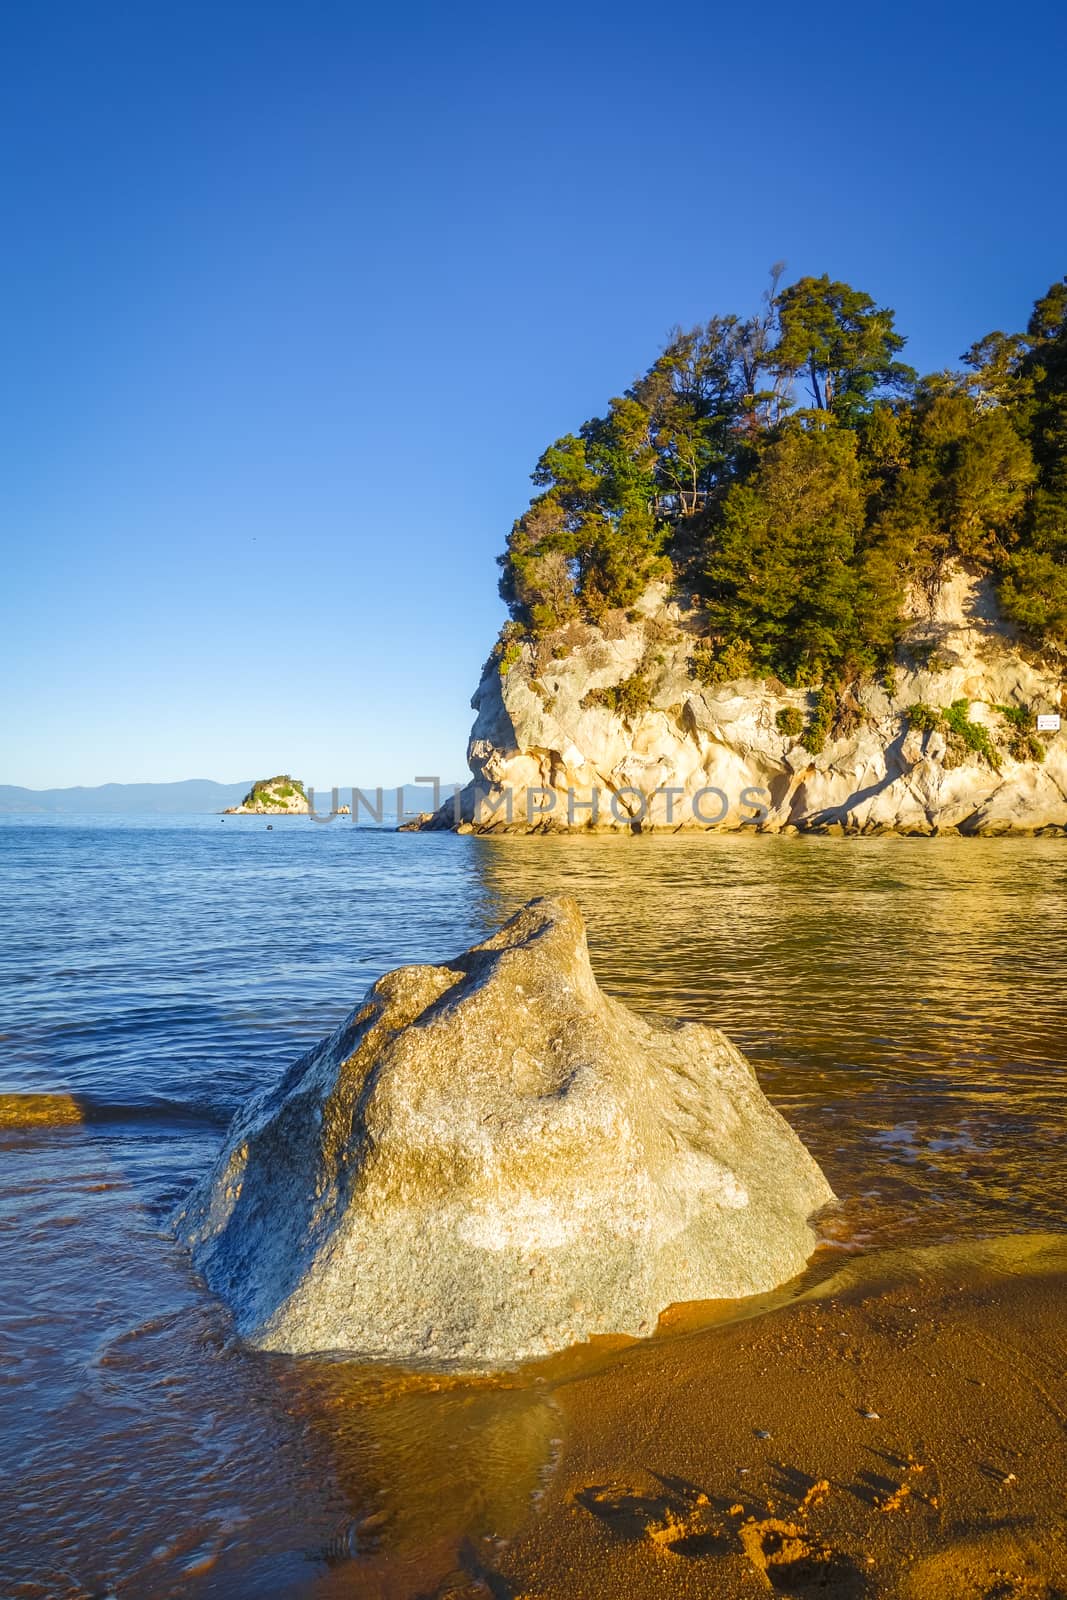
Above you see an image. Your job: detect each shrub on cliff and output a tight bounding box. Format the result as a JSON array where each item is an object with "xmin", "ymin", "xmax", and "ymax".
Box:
[{"xmin": 907, "ymin": 702, "xmax": 1002, "ymax": 770}]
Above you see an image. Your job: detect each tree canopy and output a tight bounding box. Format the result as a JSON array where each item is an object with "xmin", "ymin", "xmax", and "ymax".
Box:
[{"xmin": 498, "ymin": 271, "xmax": 1067, "ymax": 682}]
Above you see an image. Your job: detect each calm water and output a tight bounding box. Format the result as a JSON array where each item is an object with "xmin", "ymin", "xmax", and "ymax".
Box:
[{"xmin": 1, "ymin": 818, "xmax": 1065, "ymax": 1597}]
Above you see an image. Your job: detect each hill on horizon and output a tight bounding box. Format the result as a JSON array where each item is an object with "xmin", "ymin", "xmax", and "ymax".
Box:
[
  {"xmin": 0, "ymin": 779, "xmax": 251, "ymax": 814},
  {"xmin": 0, "ymin": 780, "xmax": 461, "ymax": 816}
]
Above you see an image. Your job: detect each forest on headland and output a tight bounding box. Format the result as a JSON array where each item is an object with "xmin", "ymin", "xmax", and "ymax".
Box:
[{"xmin": 498, "ymin": 271, "xmax": 1067, "ymax": 688}]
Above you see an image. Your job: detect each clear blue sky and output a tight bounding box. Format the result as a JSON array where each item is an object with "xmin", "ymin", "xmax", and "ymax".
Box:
[{"xmin": 3, "ymin": 0, "xmax": 1065, "ymax": 788}]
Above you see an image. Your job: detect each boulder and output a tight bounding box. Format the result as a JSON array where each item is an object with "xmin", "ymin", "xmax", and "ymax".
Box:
[{"xmin": 175, "ymin": 897, "xmax": 833, "ymax": 1365}]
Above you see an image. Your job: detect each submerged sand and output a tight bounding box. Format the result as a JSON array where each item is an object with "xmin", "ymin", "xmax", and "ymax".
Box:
[{"xmin": 0, "ymin": 1091, "xmax": 81, "ymax": 1127}]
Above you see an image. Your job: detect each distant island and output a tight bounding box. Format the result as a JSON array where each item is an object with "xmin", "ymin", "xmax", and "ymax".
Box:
[
  {"xmin": 415, "ymin": 268, "xmax": 1067, "ymax": 836},
  {"xmin": 223, "ymin": 775, "xmax": 313, "ymax": 815}
]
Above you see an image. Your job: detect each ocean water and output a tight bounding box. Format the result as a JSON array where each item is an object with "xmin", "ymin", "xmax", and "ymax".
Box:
[{"xmin": 1, "ymin": 818, "xmax": 1065, "ymax": 1597}]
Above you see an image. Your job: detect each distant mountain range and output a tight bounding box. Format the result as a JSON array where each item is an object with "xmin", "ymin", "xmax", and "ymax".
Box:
[
  {"xmin": 0, "ymin": 780, "xmax": 456, "ymax": 816},
  {"xmin": 0, "ymin": 780, "xmax": 251, "ymax": 814}
]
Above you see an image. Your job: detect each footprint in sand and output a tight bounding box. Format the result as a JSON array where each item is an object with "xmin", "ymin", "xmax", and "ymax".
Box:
[
  {"xmin": 740, "ymin": 1516, "xmax": 868, "ymax": 1595},
  {"xmin": 573, "ymin": 1478, "xmax": 732, "ymax": 1557},
  {"xmin": 575, "ymin": 1476, "xmax": 870, "ymax": 1592}
]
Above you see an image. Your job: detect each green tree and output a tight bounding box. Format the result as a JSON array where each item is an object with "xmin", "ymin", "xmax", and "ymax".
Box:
[
  {"xmin": 632, "ymin": 317, "xmax": 745, "ymax": 501},
  {"xmin": 774, "ymin": 275, "xmax": 915, "ymax": 424},
  {"xmin": 1021, "ymin": 276, "xmax": 1067, "ymax": 496},
  {"xmin": 498, "ymin": 393, "xmax": 668, "ymax": 629},
  {"xmin": 498, "ymin": 497, "xmax": 578, "ymax": 633},
  {"xmin": 997, "ymin": 277, "xmax": 1067, "ymax": 640},
  {"xmin": 915, "ymin": 391, "xmax": 1035, "ymax": 564},
  {"xmin": 998, "ymin": 512, "xmax": 1067, "ymax": 642},
  {"xmin": 862, "ymin": 387, "xmax": 1035, "ymax": 584},
  {"xmin": 499, "ymin": 267, "xmax": 1066, "ymax": 662},
  {"xmin": 961, "ymin": 329, "xmax": 1028, "ymax": 410},
  {"xmin": 704, "ymin": 419, "xmax": 870, "ymax": 682}
]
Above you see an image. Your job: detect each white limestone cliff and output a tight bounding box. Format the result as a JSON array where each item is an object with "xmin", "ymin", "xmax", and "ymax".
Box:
[{"xmin": 416, "ymin": 567, "xmax": 1066, "ymax": 836}]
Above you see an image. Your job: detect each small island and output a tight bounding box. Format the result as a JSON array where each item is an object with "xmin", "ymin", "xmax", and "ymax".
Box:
[{"xmin": 223, "ymin": 775, "xmax": 310, "ymax": 814}]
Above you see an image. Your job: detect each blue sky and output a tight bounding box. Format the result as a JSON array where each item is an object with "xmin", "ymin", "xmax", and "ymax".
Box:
[{"xmin": 3, "ymin": 0, "xmax": 1065, "ymax": 788}]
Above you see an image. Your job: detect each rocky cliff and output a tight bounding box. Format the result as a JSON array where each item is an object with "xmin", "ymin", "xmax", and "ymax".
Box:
[{"xmin": 418, "ymin": 566, "xmax": 1066, "ymax": 835}]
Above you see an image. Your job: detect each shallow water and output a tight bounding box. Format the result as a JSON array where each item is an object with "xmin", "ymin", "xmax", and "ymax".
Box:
[{"xmin": 1, "ymin": 818, "xmax": 1064, "ymax": 1596}]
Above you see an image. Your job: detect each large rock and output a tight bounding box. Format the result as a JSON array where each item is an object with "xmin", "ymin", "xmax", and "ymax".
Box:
[{"xmin": 175, "ymin": 897, "xmax": 833, "ymax": 1365}]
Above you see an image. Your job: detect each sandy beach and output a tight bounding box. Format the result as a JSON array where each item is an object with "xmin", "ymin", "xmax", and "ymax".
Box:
[
  {"xmin": 489, "ymin": 1236, "xmax": 1067, "ymax": 1600},
  {"xmin": 303, "ymin": 1236, "xmax": 1067, "ymax": 1600}
]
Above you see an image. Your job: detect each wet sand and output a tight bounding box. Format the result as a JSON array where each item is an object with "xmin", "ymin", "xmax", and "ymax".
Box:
[
  {"xmin": 306, "ymin": 1237, "xmax": 1067, "ymax": 1600},
  {"xmin": 476, "ymin": 1236, "xmax": 1067, "ymax": 1600}
]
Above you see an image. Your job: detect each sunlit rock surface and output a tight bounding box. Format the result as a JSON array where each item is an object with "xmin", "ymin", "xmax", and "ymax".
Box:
[
  {"xmin": 175, "ymin": 897, "xmax": 832, "ymax": 1365},
  {"xmin": 413, "ymin": 567, "xmax": 1067, "ymax": 836}
]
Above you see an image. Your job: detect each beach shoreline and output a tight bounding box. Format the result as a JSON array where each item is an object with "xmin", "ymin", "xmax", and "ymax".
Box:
[{"xmin": 483, "ymin": 1235, "xmax": 1067, "ymax": 1599}]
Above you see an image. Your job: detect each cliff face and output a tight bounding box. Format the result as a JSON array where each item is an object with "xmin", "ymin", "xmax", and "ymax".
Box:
[{"xmin": 422, "ymin": 568, "xmax": 1067, "ymax": 836}]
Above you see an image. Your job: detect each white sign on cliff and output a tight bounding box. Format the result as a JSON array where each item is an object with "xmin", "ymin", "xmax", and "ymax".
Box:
[{"xmin": 1037, "ymin": 713, "xmax": 1061, "ymax": 732}]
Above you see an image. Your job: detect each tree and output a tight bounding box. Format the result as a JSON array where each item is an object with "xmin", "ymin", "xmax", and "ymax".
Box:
[
  {"xmin": 498, "ymin": 267, "xmax": 1067, "ymax": 665},
  {"xmin": 997, "ymin": 277, "xmax": 1067, "ymax": 639},
  {"xmin": 961, "ymin": 329, "xmax": 1028, "ymax": 410},
  {"xmin": 860, "ymin": 385, "xmax": 1036, "ymax": 586},
  {"xmin": 498, "ymin": 497, "xmax": 578, "ymax": 633},
  {"xmin": 632, "ymin": 318, "xmax": 744, "ymax": 500},
  {"xmin": 998, "ymin": 514, "xmax": 1067, "ymax": 643},
  {"xmin": 1021, "ymin": 276, "xmax": 1067, "ymax": 496},
  {"xmin": 735, "ymin": 262, "xmax": 791, "ymax": 432},
  {"xmin": 914, "ymin": 391, "xmax": 1035, "ymax": 564},
  {"xmin": 499, "ymin": 393, "xmax": 668, "ymax": 630},
  {"xmin": 964, "ymin": 276, "xmax": 1067, "ymax": 490},
  {"xmin": 773, "ymin": 275, "xmax": 915, "ymax": 423},
  {"xmin": 703, "ymin": 419, "xmax": 870, "ymax": 682}
]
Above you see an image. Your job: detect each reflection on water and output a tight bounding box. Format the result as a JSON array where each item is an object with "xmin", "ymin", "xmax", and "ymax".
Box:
[
  {"xmin": 0, "ymin": 1135, "xmax": 346, "ymax": 1600},
  {"xmin": 0, "ymin": 822, "xmax": 1065, "ymax": 1595},
  {"xmin": 0, "ymin": 1132, "xmax": 568, "ymax": 1600},
  {"xmin": 281, "ymin": 1364, "xmax": 563, "ymax": 1600}
]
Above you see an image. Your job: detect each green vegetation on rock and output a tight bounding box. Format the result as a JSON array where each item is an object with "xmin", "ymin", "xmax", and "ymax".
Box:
[
  {"xmin": 906, "ymin": 702, "xmax": 942, "ymax": 735},
  {"xmin": 907, "ymin": 701, "xmax": 1012, "ymax": 770},
  {"xmin": 581, "ymin": 671, "xmax": 654, "ymax": 720},
  {"xmin": 801, "ymin": 686, "xmax": 839, "ymax": 754},
  {"xmin": 239, "ymin": 775, "xmax": 307, "ymax": 809},
  {"xmin": 498, "ymin": 270, "xmax": 1067, "ymax": 686},
  {"xmin": 941, "ymin": 700, "xmax": 1002, "ymax": 771},
  {"xmin": 995, "ymin": 704, "xmax": 1047, "ymax": 762}
]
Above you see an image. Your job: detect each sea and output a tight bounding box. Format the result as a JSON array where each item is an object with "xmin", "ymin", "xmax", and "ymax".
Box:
[{"xmin": 1, "ymin": 816, "xmax": 1065, "ymax": 1597}]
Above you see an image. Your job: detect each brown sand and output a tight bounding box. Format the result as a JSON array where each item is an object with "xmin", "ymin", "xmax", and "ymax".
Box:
[
  {"xmin": 490, "ymin": 1235, "xmax": 1067, "ymax": 1600},
  {"xmin": 304, "ymin": 1236, "xmax": 1066, "ymax": 1600}
]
